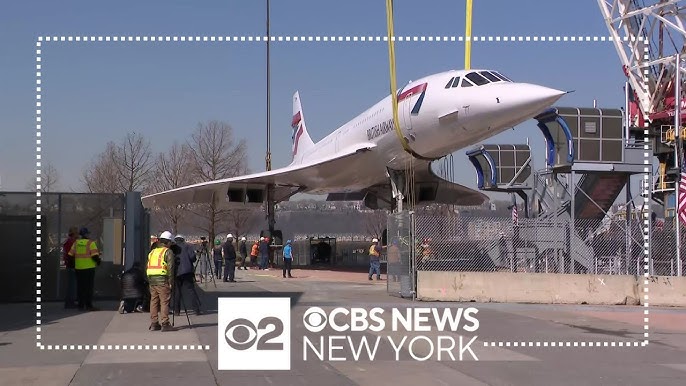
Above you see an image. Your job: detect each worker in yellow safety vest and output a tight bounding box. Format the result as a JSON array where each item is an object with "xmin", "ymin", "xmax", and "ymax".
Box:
[
  {"xmin": 67, "ymin": 227, "xmax": 101, "ymax": 311},
  {"xmin": 147, "ymin": 231, "xmax": 176, "ymax": 332},
  {"xmin": 368, "ymin": 238, "xmax": 383, "ymax": 281}
]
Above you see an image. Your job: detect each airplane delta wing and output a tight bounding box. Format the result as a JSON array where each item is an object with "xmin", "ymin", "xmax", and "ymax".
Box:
[
  {"xmin": 327, "ymin": 160, "xmax": 489, "ymax": 210},
  {"xmin": 141, "ymin": 142, "xmax": 377, "ymax": 210}
]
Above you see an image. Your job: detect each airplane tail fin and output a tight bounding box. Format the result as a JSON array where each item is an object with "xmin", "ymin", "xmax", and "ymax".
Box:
[{"xmin": 291, "ymin": 91, "xmax": 316, "ymax": 163}]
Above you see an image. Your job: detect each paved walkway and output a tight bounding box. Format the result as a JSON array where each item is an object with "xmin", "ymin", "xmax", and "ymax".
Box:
[{"xmin": 1, "ymin": 268, "xmax": 686, "ymax": 385}]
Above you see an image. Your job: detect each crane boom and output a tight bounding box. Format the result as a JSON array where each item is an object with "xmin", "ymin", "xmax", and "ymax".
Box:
[{"xmin": 597, "ymin": 0, "xmax": 686, "ymax": 121}]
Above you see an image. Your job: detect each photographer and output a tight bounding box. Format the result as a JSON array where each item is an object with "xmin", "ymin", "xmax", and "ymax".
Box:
[{"xmin": 173, "ymin": 235, "xmax": 201, "ymax": 316}]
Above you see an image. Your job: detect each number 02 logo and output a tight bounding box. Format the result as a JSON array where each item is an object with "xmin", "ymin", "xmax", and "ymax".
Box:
[{"xmin": 224, "ymin": 317, "xmax": 284, "ymax": 351}]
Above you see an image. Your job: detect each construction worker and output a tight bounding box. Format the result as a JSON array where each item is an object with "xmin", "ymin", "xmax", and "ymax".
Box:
[
  {"xmin": 250, "ymin": 239, "xmax": 259, "ymax": 269},
  {"xmin": 368, "ymin": 238, "xmax": 382, "ymax": 281},
  {"xmin": 147, "ymin": 231, "xmax": 176, "ymax": 331},
  {"xmin": 259, "ymin": 236, "xmax": 270, "ymax": 270},
  {"xmin": 238, "ymin": 236, "xmax": 248, "ymax": 270},
  {"xmin": 68, "ymin": 227, "xmax": 101, "ymax": 311},
  {"xmin": 62, "ymin": 226, "xmax": 79, "ymax": 309},
  {"xmin": 222, "ymin": 234, "xmax": 237, "ymax": 282}
]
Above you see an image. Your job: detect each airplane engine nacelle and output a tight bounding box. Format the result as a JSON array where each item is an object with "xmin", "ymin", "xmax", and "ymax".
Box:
[
  {"xmin": 246, "ymin": 188, "xmax": 265, "ymax": 203},
  {"xmin": 224, "ymin": 186, "xmax": 266, "ymax": 208}
]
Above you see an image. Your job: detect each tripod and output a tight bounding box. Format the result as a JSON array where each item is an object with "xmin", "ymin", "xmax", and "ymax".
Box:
[
  {"xmin": 194, "ymin": 241, "xmax": 217, "ymax": 288},
  {"xmin": 171, "ymin": 259, "xmax": 192, "ymax": 328}
]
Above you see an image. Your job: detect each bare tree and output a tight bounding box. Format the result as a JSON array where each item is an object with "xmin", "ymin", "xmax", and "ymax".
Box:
[
  {"xmin": 227, "ymin": 209, "xmax": 254, "ymax": 239},
  {"xmin": 111, "ymin": 132, "xmax": 155, "ymax": 194},
  {"xmin": 82, "ymin": 142, "xmax": 121, "ymax": 193},
  {"xmin": 150, "ymin": 141, "xmax": 194, "ymax": 234},
  {"xmin": 42, "ymin": 163, "xmax": 60, "ymax": 192},
  {"xmin": 26, "ymin": 162, "xmax": 60, "ymax": 192},
  {"xmin": 81, "ymin": 132, "xmax": 155, "ymax": 194},
  {"xmin": 364, "ymin": 210, "xmax": 388, "ymax": 240},
  {"xmin": 186, "ymin": 120, "xmax": 248, "ymax": 242}
]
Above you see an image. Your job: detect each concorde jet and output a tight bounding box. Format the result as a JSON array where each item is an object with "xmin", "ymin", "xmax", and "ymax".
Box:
[{"xmin": 141, "ymin": 69, "xmax": 566, "ymax": 210}]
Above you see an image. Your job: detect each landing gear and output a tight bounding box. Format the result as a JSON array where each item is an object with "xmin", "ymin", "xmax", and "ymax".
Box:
[{"xmin": 387, "ymin": 167, "xmax": 408, "ymax": 212}]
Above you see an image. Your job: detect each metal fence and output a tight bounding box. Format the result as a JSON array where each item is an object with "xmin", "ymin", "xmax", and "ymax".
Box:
[
  {"xmin": 273, "ymin": 238, "xmax": 377, "ymax": 267},
  {"xmin": 0, "ymin": 192, "xmax": 126, "ymax": 302},
  {"xmin": 385, "ymin": 211, "xmax": 415, "ymax": 298},
  {"xmin": 386, "ymin": 209, "xmax": 671, "ymax": 280},
  {"xmin": 651, "ymin": 219, "xmax": 686, "ymax": 276}
]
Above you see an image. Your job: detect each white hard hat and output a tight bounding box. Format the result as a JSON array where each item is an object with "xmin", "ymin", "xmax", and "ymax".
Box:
[
  {"xmin": 159, "ymin": 231, "xmax": 173, "ymax": 241},
  {"xmin": 260, "ymin": 236, "xmax": 264, "ymax": 241},
  {"xmin": 174, "ymin": 234, "xmax": 185, "ymax": 240},
  {"xmin": 226, "ymin": 233, "xmax": 234, "ymax": 239},
  {"xmin": 372, "ymin": 238, "xmax": 378, "ymax": 243},
  {"xmin": 241, "ymin": 236, "xmax": 246, "ymax": 241}
]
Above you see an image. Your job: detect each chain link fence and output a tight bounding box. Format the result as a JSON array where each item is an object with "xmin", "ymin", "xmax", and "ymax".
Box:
[
  {"xmin": 0, "ymin": 192, "xmax": 126, "ymax": 302},
  {"xmin": 651, "ymin": 219, "xmax": 686, "ymax": 276},
  {"xmin": 386, "ymin": 211, "xmax": 414, "ymax": 298},
  {"xmin": 274, "ymin": 238, "xmax": 377, "ymax": 267},
  {"xmin": 412, "ymin": 213, "xmax": 649, "ymax": 275}
]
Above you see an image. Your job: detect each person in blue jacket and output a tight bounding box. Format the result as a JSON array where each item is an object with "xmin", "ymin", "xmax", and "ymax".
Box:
[{"xmin": 282, "ymin": 240, "xmax": 293, "ymax": 278}]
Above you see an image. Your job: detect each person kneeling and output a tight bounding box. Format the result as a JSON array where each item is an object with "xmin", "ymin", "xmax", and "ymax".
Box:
[{"xmin": 119, "ymin": 262, "xmax": 147, "ymax": 314}]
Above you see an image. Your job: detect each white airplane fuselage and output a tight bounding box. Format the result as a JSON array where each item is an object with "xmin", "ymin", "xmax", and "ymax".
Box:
[{"xmin": 289, "ymin": 69, "xmax": 566, "ymax": 194}]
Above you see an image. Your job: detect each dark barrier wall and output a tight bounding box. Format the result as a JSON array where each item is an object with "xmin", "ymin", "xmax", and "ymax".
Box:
[
  {"xmin": 0, "ymin": 192, "xmax": 126, "ymax": 302},
  {"xmin": 0, "ymin": 215, "xmax": 37, "ymax": 302}
]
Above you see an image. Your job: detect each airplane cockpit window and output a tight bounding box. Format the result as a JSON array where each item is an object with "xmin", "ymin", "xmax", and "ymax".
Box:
[
  {"xmin": 465, "ymin": 72, "xmax": 490, "ymax": 86},
  {"xmin": 480, "ymin": 71, "xmax": 501, "ymax": 82},
  {"xmin": 461, "ymin": 78, "xmax": 474, "ymax": 87},
  {"xmin": 445, "ymin": 76, "xmax": 462, "ymax": 88},
  {"xmin": 492, "ymin": 72, "xmax": 513, "ymax": 82}
]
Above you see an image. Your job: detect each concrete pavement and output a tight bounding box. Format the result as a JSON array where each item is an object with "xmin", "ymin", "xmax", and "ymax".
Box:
[{"xmin": 1, "ymin": 267, "xmax": 686, "ymax": 385}]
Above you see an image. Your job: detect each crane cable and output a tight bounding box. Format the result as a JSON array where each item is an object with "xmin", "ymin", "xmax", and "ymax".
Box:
[{"xmin": 385, "ymin": 0, "xmax": 440, "ymax": 163}]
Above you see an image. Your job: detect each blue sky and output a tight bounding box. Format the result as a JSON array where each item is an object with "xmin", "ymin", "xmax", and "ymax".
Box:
[{"xmin": 0, "ymin": 0, "xmax": 639, "ymax": 203}]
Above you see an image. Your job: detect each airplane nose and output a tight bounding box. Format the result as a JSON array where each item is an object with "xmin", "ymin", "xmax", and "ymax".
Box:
[
  {"xmin": 513, "ymin": 83, "xmax": 567, "ymax": 114},
  {"xmin": 472, "ymin": 82, "xmax": 567, "ymax": 132}
]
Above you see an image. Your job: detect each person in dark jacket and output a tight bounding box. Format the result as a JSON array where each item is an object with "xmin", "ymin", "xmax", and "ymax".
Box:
[
  {"xmin": 119, "ymin": 261, "xmax": 147, "ymax": 313},
  {"xmin": 222, "ymin": 234, "xmax": 237, "ymax": 282},
  {"xmin": 172, "ymin": 235, "xmax": 201, "ymax": 315},
  {"xmin": 259, "ymin": 237, "xmax": 270, "ymax": 270},
  {"xmin": 238, "ymin": 237, "xmax": 248, "ymax": 270},
  {"xmin": 212, "ymin": 239, "xmax": 223, "ymax": 279},
  {"xmin": 63, "ymin": 226, "xmax": 79, "ymax": 309}
]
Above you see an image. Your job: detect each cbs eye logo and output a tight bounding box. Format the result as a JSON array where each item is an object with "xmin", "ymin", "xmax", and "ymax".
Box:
[
  {"xmin": 303, "ymin": 307, "xmax": 328, "ymax": 333},
  {"xmin": 224, "ymin": 317, "xmax": 284, "ymax": 351}
]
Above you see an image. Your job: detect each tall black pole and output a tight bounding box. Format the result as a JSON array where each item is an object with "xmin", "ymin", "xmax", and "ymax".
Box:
[
  {"xmin": 266, "ymin": 0, "xmax": 271, "ymax": 172},
  {"xmin": 265, "ymin": 0, "xmax": 276, "ymax": 250}
]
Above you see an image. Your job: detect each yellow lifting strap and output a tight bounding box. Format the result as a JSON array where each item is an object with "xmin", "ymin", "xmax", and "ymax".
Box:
[
  {"xmin": 464, "ymin": 0, "xmax": 473, "ymax": 70},
  {"xmin": 385, "ymin": 0, "xmax": 440, "ymax": 162}
]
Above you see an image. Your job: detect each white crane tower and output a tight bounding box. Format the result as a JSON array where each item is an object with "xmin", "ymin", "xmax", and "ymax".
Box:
[
  {"xmin": 599, "ymin": 1, "xmax": 686, "ymax": 201},
  {"xmin": 598, "ymin": 0, "xmax": 686, "ymax": 275},
  {"xmin": 598, "ymin": 0, "xmax": 686, "ymax": 121}
]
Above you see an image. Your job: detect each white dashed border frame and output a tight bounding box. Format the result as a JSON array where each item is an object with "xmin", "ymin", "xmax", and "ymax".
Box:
[{"xmin": 35, "ymin": 35, "xmax": 650, "ymax": 351}]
